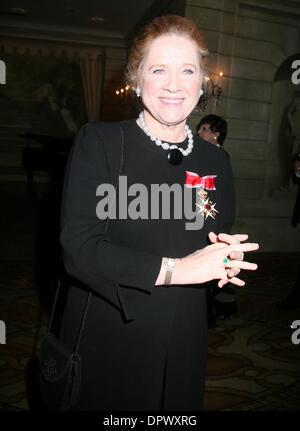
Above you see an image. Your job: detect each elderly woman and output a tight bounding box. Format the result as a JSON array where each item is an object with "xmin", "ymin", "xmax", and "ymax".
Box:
[{"xmin": 58, "ymin": 15, "xmax": 259, "ymax": 410}]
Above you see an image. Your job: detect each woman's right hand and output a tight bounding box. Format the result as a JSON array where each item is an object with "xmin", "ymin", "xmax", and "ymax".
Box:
[{"xmin": 173, "ymin": 239, "xmax": 259, "ymax": 287}]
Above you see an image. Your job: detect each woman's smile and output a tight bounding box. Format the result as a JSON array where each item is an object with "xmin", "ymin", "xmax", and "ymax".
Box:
[{"xmin": 159, "ymin": 97, "xmax": 185, "ymax": 105}]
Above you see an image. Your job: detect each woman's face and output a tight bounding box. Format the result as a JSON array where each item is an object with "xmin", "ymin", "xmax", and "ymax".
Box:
[
  {"xmin": 138, "ymin": 34, "xmax": 203, "ymax": 126},
  {"xmin": 198, "ymin": 123, "xmax": 220, "ymax": 146}
]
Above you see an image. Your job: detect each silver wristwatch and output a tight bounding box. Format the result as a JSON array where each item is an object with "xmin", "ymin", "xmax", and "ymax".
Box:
[{"xmin": 164, "ymin": 258, "xmax": 176, "ymax": 285}]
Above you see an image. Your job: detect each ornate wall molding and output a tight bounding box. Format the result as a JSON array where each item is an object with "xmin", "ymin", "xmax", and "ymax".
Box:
[
  {"xmin": 0, "ymin": 17, "xmax": 126, "ymax": 48},
  {"xmin": 0, "ymin": 36, "xmax": 104, "ymax": 61}
]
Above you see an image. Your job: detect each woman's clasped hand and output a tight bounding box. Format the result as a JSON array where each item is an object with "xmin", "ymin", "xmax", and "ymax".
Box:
[{"xmin": 173, "ymin": 232, "xmax": 259, "ymax": 288}]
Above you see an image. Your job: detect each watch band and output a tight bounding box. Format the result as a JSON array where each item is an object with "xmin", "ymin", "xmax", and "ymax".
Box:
[{"xmin": 164, "ymin": 258, "xmax": 176, "ymax": 285}]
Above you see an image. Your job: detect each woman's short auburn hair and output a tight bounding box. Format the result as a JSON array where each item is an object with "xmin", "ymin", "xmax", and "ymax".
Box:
[{"xmin": 125, "ymin": 14, "xmax": 208, "ymax": 87}]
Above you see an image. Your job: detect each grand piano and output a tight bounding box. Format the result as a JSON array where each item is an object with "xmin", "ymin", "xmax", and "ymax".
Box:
[{"xmin": 21, "ymin": 132, "xmax": 74, "ymax": 195}]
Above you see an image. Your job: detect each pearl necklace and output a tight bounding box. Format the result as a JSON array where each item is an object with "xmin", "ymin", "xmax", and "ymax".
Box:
[{"xmin": 138, "ymin": 112, "xmax": 194, "ymax": 157}]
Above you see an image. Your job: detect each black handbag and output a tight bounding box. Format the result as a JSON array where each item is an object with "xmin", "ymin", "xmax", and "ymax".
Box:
[
  {"xmin": 39, "ymin": 280, "xmax": 92, "ymax": 411},
  {"xmin": 39, "ymin": 124, "xmax": 124, "ymax": 410}
]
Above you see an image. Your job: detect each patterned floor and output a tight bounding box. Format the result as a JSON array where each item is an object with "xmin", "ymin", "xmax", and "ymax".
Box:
[
  {"xmin": 205, "ymin": 253, "xmax": 300, "ymax": 411},
  {"xmin": 0, "ymin": 253, "xmax": 299, "ymax": 411}
]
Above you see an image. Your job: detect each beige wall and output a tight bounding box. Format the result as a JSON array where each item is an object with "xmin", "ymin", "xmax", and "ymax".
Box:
[{"xmin": 186, "ymin": 0, "xmax": 300, "ymax": 251}]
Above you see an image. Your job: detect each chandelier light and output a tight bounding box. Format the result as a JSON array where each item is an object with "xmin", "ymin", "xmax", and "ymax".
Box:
[
  {"xmin": 115, "ymin": 85, "xmax": 132, "ymax": 97},
  {"xmin": 197, "ymin": 72, "xmax": 223, "ymax": 112}
]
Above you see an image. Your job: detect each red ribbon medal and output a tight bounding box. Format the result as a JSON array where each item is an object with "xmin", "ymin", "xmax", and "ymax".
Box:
[{"xmin": 185, "ymin": 171, "xmax": 219, "ymax": 220}]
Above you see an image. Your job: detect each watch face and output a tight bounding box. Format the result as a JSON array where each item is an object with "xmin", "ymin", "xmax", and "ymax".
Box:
[{"xmin": 168, "ymin": 259, "xmax": 175, "ymax": 269}]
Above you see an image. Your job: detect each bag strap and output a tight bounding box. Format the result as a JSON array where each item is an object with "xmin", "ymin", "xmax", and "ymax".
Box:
[
  {"xmin": 73, "ymin": 125, "xmax": 124, "ymax": 350},
  {"xmin": 48, "ymin": 280, "xmax": 91, "ymax": 352},
  {"xmin": 74, "ymin": 290, "xmax": 92, "ymax": 353},
  {"xmin": 117, "ymin": 125, "xmax": 124, "ymax": 185},
  {"xmin": 104, "ymin": 125, "xmax": 124, "ymax": 233},
  {"xmin": 48, "ymin": 124, "xmax": 124, "ymax": 351},
  {"xmin": 47, "ymin": 279, "xmax": 62, "ymax": 331}
]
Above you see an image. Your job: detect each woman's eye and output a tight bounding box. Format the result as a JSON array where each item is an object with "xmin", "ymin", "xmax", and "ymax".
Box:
[
  {"xmin": 153, "ymin": 69, "xmax": 165, "ymax": 74},
  {"xmin": 183, "ymin": 69, "xmax": 194, "ymax": 75}
]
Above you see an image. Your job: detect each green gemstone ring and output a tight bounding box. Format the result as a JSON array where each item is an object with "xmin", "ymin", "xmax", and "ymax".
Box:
[{"xmin": 223, "ymin": 257, "xmax": 229, "ymax": 265}]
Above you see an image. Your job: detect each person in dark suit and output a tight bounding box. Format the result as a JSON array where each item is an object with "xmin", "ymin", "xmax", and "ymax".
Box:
[
  {"xmin": 197, "ymin": 115, "xmax": 238, "ymax": 322},
  {"xmin": 276, "ymin": 152, "xmax": 300, "ymax": 309},
  {"xmin": 291, "ymin": 152, "xmax": 300, "ymax": 228},
  {"xmin": 58, "ymin": 15, "xmax": 259, "ymax": 411},
  {"xmin": 197, "ymin": 114, "xmax": 227, "ymax": 150}
]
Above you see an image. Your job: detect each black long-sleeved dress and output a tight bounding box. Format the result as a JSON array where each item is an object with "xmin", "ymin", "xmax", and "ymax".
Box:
[{"xmin": 59, "ymin": 118, "xmax": 235, "ymax": 411}]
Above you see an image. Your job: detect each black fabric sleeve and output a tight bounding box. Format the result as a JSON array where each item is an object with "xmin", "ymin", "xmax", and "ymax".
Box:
[
  {"xmin": 215, "ymin": 154, "xmax": 236, "ymax": 234},
  {"xmin": 59, "ymin": 123, "xmax": 162, "ymax": 321}
]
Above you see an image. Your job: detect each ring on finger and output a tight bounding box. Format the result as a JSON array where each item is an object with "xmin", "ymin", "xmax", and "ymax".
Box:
[
  {"xmin": 230, "ymin": 251, "xmax": 243, "ymax": 260},
  {"xmin": 227, "ymin": 268, "xmax": 240, "ymax": 278},
  {"xmin": 223, "ymin": 257, "xmax": 229, "ymax": 265},
  {"xmin": 227, "ymin": 269, "xmax": 234, "ymax": 278},
  {"xmin": 237, "ymin": 252, "xmax": 244, "ymax": 261}
]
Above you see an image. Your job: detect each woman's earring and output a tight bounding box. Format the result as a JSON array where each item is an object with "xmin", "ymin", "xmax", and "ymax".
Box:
[
  {"xmin": 199, "ymin": 89, "xmax": 204, "ymax": 97},
  {"xmin": 135, "ymin": 87, "xmax": 141, "ymax": 97}
]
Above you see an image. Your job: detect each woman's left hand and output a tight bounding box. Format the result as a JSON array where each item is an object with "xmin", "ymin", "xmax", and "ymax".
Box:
[{"xmin": 208, "ymin": 232, "xmax": 250, "ymax": 288}]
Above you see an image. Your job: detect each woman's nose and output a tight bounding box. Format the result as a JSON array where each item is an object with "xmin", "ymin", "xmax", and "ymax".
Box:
[{"xmin": 164, "ymin": 72, "xmax": 180, "ymax": 92}]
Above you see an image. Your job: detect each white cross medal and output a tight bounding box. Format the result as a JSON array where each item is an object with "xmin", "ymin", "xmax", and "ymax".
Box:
[{"xmin": 196, "ymin": 187, "xmax": 219, "ymax": 220}]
